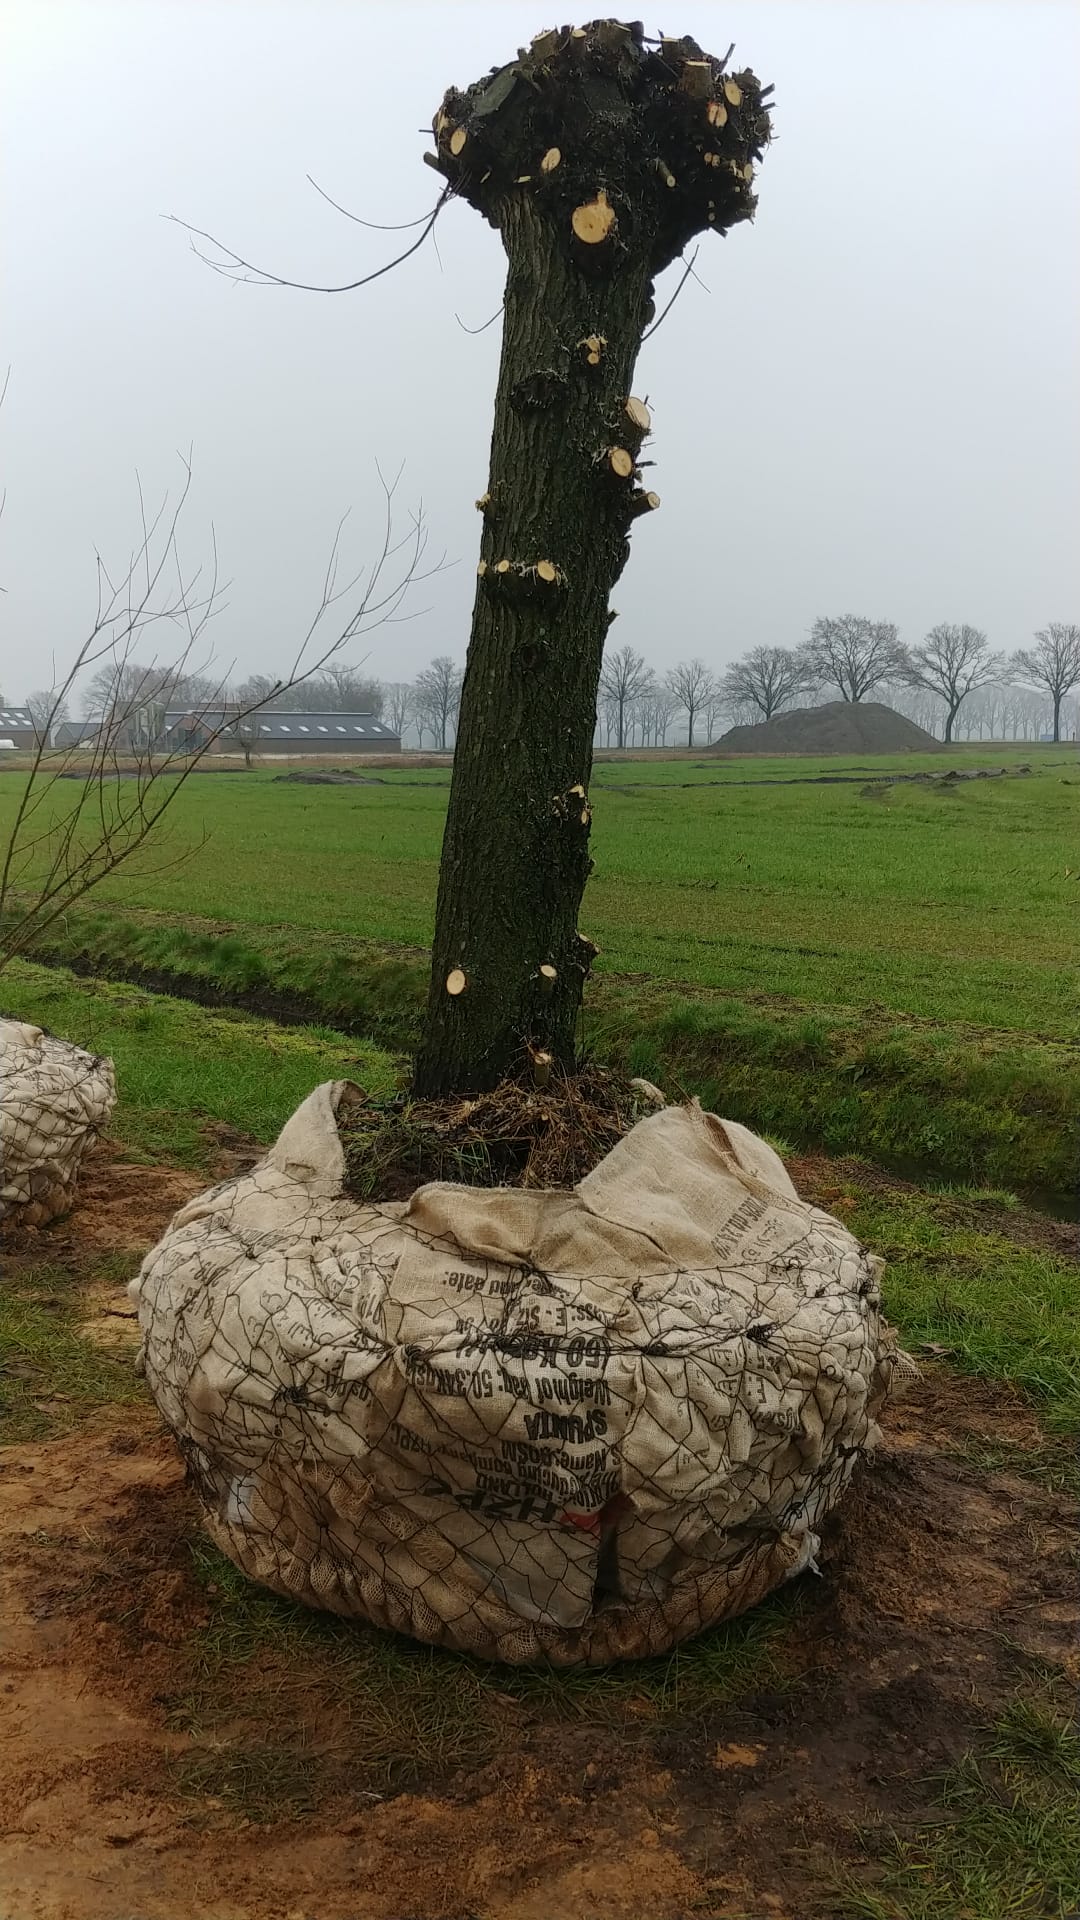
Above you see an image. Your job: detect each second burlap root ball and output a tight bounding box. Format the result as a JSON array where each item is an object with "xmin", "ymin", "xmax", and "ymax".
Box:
[
  {"xmin": 133, "ymin": 1085, "xmax": 900, "ymax": 1664},
  {"xmin": 0, "ymin": 1017, "xmax": 117, "ymax": 1231}
]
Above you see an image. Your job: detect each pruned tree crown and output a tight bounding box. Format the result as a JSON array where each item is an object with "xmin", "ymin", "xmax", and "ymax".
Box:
[{"xmin": 428, "ymin": 20, "xmax": 772, "ymax": 274}]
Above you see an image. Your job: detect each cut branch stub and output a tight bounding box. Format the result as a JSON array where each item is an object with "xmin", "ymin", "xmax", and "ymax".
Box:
[
  {"xmin": 629, "ymin": 489, "xmax": 661, "ymax": 518},
  {"xmin": 445, "ymin": 968, "xmax": 468, "ymax": 997},
  {"xmin": 540, "ymin": 146, "xmax": 562, "ymax": 173},
  {"xmin": 538, "ymin": 962, "xmax": 558, "ymax": 995},
  {"xmin": 534, "ymin": 559, "xmax": 559, "ymax": 584},
  {"xmin": 449, "ymin": 127, "xmax": 468, "ymax": 156},
  {"xmin": 706, "ymin": 99, "xmax": 728, "ymax": 127},
  {"xmin": 578, "ymin": 332, "xmax": 606, "ymax": 367},
  {"xmin": 571, "ymin": 190, "xmax": 616, "ymax": 246},
  {"xmin": 681, "ymin": 59, "xmax": 713, "ymax": 99},
  {"xmin": 605, "ymin": 447, "xmax": 636, "ymax": 479},
  {"xmin": 530, "ymin": 1048, "xmax": 554, "ymax": 1090},
  {"xmin": 723, "ymin": 78, "xmax": 743, "ymax": 106},
  {"xmin": 625, "ymin": 396, "xmax": 652, "ymax": 433}
]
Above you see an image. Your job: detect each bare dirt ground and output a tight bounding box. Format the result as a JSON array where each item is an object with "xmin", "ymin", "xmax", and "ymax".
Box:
[{"xmin": 2, "ymin": 1147, "xmax": 1076, "ymax": 1920}]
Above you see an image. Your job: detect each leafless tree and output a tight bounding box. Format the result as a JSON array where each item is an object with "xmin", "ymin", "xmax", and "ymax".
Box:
[
  {"xmin": 383, "ymin": 680, "xmax": 412, "ymax": 742},
  {"xmin": 232, "ymin": 672, "xmax": 281, "ymax": 710},
  {"xmin": 639, "ymin": 685, "xmax": 678, "ymax": 747},
  {"xmin": 665, "ymin": 659, "xmax": 715, "ymax": 747},
  {"xmin": 413, "ymin": 655, "xmax": 461, "ymax": 750},
  {"xmin": 315, "ymin": 664, "xmax": 386, "ymax": 715},
  {"xmin": 1011, "ymin": 623, "xmax": 1080, "ymax": 744},
  {"xmin": 899, "ymin": 624, "xmax": 1004, "ymax": 745},
  {"xmin": 26, "ymin": 689, "xmax": 69, "ymax": 747},
  {"xmin": 0, "ymin": 461, "xmax": 438, "ymax": 971},
  {"xmin": 599, "ymin": 645, "xmax": 653, "ymax": 750},
  {"xmin": 719, "ymin": 645, "xmax": 812, "ymax": 723},
  {"xmin": 803, "ymin": 615, "xmax": 903, "ymax": 703}
]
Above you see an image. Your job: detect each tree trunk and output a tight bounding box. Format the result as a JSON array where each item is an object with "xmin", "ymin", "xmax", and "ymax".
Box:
[
  {"xmin": 944, "ymin": 703, "xmax": 957, "ymax": 744},
  {"xmin": 414, "ymin": 23, "xmax": 771, "ymax": 1096},
  {"xmin": 1053, "ymin": 694, "xmax": 1061, "ymax": 743},
  {"xmin": 415, "ymin": 192, "xmax": 651, "ymax": 1093}
]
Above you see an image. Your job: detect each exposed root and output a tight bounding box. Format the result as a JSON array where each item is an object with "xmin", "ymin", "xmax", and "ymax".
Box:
[{"xmin": 341, "ymin": 1063, "xmax": 651, "ymax": 1201}]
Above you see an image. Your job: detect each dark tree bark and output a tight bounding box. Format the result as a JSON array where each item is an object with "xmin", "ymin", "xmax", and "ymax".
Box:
[{"xmin": 414, "ymin": 21, "xmax": 771, "ymax": 1095}]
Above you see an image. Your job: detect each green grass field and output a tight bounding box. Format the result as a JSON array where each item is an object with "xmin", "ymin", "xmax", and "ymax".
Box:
[
  {"xmin": 2, "ymin": 747, "xmax": 1077, "ymax": 1035},
  {"xmin": 3, "ymin": 749, "xmax": 1078, "ymax": 1196}
]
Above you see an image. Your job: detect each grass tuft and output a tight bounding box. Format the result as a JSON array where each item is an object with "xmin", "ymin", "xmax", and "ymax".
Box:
[
  {"xmin": 839, "ymin": 1689, "xmax": 1080, "ymax": 1920},
  {"xmin": 0, "ymin": 1262, "xmax": 143, "ymax": 1444}
]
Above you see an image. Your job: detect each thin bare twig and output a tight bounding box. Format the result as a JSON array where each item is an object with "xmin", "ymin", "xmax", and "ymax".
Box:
[
  {"xmin": 455, "ymin": 303, "xmax": 504, "ymax": 336},
  {"xmin": 0, "ymin": 461, "xmax": 446, "ymax": 970},
  {"xmin": 164, "ymin": 187, "xmax": 451, "ymax": 294},
  {"xmin": 641, "ymin": 247, "xmax": 700, "ymax": 343},
  {"xmin": 305, "ymin": 175, "xmax": 444, "ymax": 231}
]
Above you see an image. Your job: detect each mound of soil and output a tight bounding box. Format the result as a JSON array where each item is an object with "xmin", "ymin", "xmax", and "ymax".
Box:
[
  {"xmin": 273, "ymin": 768, "xmax": 381, "ymax": 785},
  {"xmin": 712, "ymin": 701, "xmax": 942, "ymax": 756}
]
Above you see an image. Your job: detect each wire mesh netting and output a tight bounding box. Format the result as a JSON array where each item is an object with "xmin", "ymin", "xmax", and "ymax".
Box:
[
  {"xmin": 0, "ymin": 1018, "xmax": 117, "ymax": 1232},
  {"xmin": 133, "ymin": 1084, "xmax": 904, "ymax": 1665}
]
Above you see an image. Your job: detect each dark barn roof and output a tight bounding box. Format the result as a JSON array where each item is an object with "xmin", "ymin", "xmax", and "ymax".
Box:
[
  {"xmin": 0, "ymin": 707, "xmax": 34, "ymax": 731},
  {"xmin": 55, "ymin": 719, "xmax": 104, "ymax": 746},
  {"xmin": 162, "ymin": 709, "xmax": 400, "ymax": 743}
]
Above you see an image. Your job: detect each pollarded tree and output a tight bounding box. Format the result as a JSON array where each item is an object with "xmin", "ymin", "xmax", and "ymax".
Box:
[
  {"xmin": 666, "ymin": 658, "xmax": 715, "ymax": 747},
  {"xmin": 414, "ymin": 22, "xmax": 772, "ymax": 1094},
  {"xmin": 719, "ymin": 644, "xmax": 810, "ymax": 722},
  {"xmin": 899, "ymin": 623, "xmax": 1004, "ymax": 745},
  {"xmin": 1011, "ymin": 623, "xmax": 1080, "ymax": 744},
  {"xmin": 803, "ymin": 615, "xmax": 903, "ymax": 704}
]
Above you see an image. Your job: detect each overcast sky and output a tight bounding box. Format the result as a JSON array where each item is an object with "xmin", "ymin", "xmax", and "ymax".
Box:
[{"xmin": 2, "ymin": 1, "xmax": 1078, "ymax": 705}]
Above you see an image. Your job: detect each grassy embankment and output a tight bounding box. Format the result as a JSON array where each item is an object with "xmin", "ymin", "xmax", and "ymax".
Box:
[{"xmin": 3, "ymin": 750, "xmax": 1077, "ymax": 1194}]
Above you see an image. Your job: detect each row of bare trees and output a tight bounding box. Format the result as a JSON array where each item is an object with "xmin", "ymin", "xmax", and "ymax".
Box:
[
  {"xmin": 595, "ymin": 620, "xmax": 1080, "ymax": 749},
  {"xmin": 16, "ymin": 657, "xmax": 465, "ymax": 754},
  {"xmin": 17, "ymin": 620, "xmax": 1079, "ymax": 760}
]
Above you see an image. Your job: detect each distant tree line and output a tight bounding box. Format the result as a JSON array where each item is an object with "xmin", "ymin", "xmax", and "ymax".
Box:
[
  {"xmin": 17, "ymin": 620, "xmax": 1077, "ymax": 753},
  {"xmin": 594, "ymin": 618, "xmax": 1080, "ymax": 748}
]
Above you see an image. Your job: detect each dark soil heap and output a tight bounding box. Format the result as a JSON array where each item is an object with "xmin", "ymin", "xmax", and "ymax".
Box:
[{"xmin": 712, "ymin": 701, "xmax": 941, "ymax": 755}]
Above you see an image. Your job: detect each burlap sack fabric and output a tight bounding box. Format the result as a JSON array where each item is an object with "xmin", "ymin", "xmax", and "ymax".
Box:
[
  {"xmin": 133, "ymin": 1084, "xmax": 900, "ymax": 1664},
  {"xmin": 0, "ymin": 1018, "xmax": 117, "ymax": 1231}
]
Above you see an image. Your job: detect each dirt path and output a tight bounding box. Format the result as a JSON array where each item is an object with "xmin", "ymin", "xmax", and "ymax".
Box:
[{"xmin": 1, "ymin": 1149, "xmax": 1077, "ymax": 1920}]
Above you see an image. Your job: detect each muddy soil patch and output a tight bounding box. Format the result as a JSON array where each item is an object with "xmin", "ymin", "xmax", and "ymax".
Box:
[{"xmin": 0, "ymin": 1359, "xmax": 1075, "ymax": 1920}]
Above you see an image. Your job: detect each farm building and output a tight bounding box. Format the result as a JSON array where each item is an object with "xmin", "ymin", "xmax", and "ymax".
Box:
[
  {"xmin": 54, "ymin": 719, "xmax": 106, "ymax": 749},
  {"xmin": 0, "ymin": 707, "xmax": 39, "ymax": 751},
  {"xmin": 161, "ymin": 710, "xmax": 402, "ymax": 754}
]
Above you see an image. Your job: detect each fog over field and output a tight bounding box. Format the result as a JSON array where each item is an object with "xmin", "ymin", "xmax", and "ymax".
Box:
[{"xmin": 1, "ymin": 0, "xmax": 1078, "ymax": 695}]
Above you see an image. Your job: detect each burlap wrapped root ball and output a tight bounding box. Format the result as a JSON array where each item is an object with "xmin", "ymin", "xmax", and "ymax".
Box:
[
  {"xmin": 0, "ymin": 1018, "xmax": 117, "ymax": 1231},
  {"xmin": 133, "ymin": 1083, "xmax": 902, "ymax": 1665}
]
